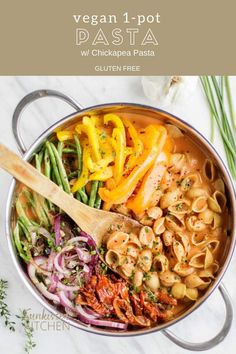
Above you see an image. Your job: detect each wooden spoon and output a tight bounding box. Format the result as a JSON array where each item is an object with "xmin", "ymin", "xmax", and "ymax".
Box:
[{"xmin": 0, "ymin": 143, "xmax": 140, "ymax": 247}]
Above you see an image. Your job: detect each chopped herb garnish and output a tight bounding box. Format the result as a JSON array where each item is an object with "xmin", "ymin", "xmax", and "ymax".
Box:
[
  {"xmin": 143, "ymin": 273, "xmax": 151, "ymax": 281},
  {"xmin": 100, "ymin": 131, "xmax": 107, "ymax": 139},
  {"xmin": 100, "ymin": 262, "xmax": 108, "ymax": 274},
  {"xmin": 175, "ymin": 203, "xmax": 183, "ymax": 211},
  {"xmin": 98, "ymin": 246, "xmax": 106, "ymax": 255},
  {"xmin": 129, "ymin": 270, "xmax": 135, "ymax": 281},
  {"xmin": 129, "ymin": 284, "xmax": 140, "ymax": 294},
  {"xmin": 144, "ymin": 287, "xmax": 157, "ymax": 302}
]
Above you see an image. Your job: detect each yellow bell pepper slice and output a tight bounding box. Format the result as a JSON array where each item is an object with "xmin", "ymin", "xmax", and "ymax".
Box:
[
  {"xmin": 112, "ymin": 128, "xmax": 126, "ymax": 184},
  {"xmin": 75, "ymin": 117, "xmax": 101, "ymax": 161},
  {"xmin": 123, "ymin": 119, "xmax": 143, "ymax": 172},
  {"xmin": 71, "ymin": 146, "xmax": 90, "ymax": 193},
  {"xmin": 90, "ymin": 115, "xmax": 103, "ymax": 127},
  {"xmin": 89, "ymin": 166, "xmax": 113, "ymax": 181},
  {"xmin": 123, "ymin": 119, "xmax": 143, "ymax": 153},
  {"xmin": 86, "ymin": 156, "xmax": 114, "ymax": 173},
  {"xmin": 126, "ymin": 162, "xmax": 166, "ymax": 214},
  {"xmin": 124, "ymin": 147, "xmax": 133, "ymax": 157},
  {"xmin": 104, "ymin": 114, "xmax": 126, "ymax": 139},
  {"xmin": 99, "ymin": 125, "xmax": 167, "ymax": 204},
  {"xmin": 57, "ymin": 131, "xmax": 75, "ymax": 141}
]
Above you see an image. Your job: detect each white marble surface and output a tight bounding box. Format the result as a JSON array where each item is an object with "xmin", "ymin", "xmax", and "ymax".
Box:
[{"xmin": 0, "ymin": 76, "xmax": 236, "ymax": 354}]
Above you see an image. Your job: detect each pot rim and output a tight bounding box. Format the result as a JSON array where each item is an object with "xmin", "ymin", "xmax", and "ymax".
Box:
[{"xmin": 5, "ymin": 101, "xmax": 236, "ymax": 337}]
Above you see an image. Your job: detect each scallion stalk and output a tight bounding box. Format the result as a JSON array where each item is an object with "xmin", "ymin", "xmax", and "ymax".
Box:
[{"xmin": 200, "ymin": 76, "xmax": 236, "ymax": 179}]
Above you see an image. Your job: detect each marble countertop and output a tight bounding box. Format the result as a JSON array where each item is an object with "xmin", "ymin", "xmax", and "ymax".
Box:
[{"xmin": 0, "ymin": 76, "xmax": 235, "ymax": 354}]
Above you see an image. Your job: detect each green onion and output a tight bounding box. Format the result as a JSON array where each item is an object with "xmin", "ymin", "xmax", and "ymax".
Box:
[
  {"xmin": 200, "ymin": 76, "xmax": 236, "ymax": 179},
  {"xmin": 225, "ymin": 76, "xmax": 236, "ymax": 130}
]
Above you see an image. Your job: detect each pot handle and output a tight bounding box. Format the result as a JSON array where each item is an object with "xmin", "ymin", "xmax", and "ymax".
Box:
[
  {"xmin": 12, "ymin": 89, "xmax": 82, "ymax": 153},
  {"xmin": 162, "ymin": 283, "xmax": 233, "ymax": 351}
]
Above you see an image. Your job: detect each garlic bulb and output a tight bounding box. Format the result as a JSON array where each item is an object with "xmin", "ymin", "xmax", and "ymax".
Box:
[{"xmin": 141, "ymin": 76, "xmax": 198, "ymax": 107}]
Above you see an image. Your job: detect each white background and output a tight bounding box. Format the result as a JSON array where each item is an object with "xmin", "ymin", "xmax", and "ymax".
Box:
[{"xmin": 0, "ymin": 76, "xmax": 235, "ymax": 354}]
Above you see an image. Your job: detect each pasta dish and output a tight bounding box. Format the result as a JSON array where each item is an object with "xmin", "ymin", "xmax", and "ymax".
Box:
[{"xmin": 13, "ymin": 112, "xmax": 228, "ymax": 329}]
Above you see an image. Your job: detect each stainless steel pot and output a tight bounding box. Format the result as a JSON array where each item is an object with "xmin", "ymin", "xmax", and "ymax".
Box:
[{"xmin": 5, "ymin": 89, "xmax": 236, "ymax": 351}]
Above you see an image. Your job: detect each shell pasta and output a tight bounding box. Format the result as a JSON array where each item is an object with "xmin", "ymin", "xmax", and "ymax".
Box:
[{"xmin": 102, "ymin": 120, "xmax": 228, "ymax": 319}]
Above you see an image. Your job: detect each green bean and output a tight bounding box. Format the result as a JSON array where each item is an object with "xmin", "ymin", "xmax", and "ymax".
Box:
[
  {"xmin": 57, "ymin": 141, "xmax": 64, "ymax": 158},
  {"xmin": 34, "ymin": 154, "xmax": 41, "ymax": 172},
  {"xmin": 18, "ymin": 217, "xmax": 31, "ymax": 242},
  {"xmin": 44, "ymin": 149, "xmax": 54, "ymax": 210},
  {"xmin": 38, "ymin": 148, "xmax": 44, "ymax": 164},
  {"xmin": 32, "ymin": 191, "xmax": 50, "ymax": 227},
  {"xmin": 74, "ymin": 135, "xmax": 82, "ymax": 178},
  {"xmin": 76, "ymin": 191, "xmax": 81, "ymax": 201},
  {"xmin": 78, "ymin": 186, "xmax": 88, "ymax": 204},
  {"xmin": 44, "ymin": 148, "xmax": 50, "ymax": 179},
  {"xmin": 22, "ymin": 187, "xmax": 49, "ymax": 227},
  {"xmin": 68, "ymin": 171, "xmax": 78, "ymax": 179},
  {"xmin": 45, "ymin": 141, "xmax": 63, "ymax": 188},
  {"xmin": 15, "ymin": 199, "xmax": 31, "ymax": 227},
  {"xmin": 88, "ymin": 181, "xmax": 99, "ymax": 207},
  {"xmin": 62, "ymin": 148, "xmax": 77, "ymax": 154},
  {"xmin": 67, "ymin": 142, "xmax": 77, "ymax": 148},
  {"xmin": 50, "ymin": 142, "xmax": 71, "ymax": 194},
  {"xmin": 94, "ymin": 181, "xmax": 103, "ymax": 209},
  {"xmin": 13, "ymin": 223, "xmax": 30, "ymax": 262}
]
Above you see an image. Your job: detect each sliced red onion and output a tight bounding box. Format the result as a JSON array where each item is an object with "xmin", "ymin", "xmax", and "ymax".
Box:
[
  {"xmin": 38, "ymin": 227, "xmax": 53, "ymax": 240},
  {"xmin": 75, "ymin": 304, "xmax": 127, "ymax": 329},
  {"xmin": 76, "ymin": 247, "xmax": 91, "ymax": 263},
  {"xmin": 48, "ymin": 274, "xmax": 59, "ymax": 293},
  {"xmin": 34, "ymin": 256, "xmax": 47, "ymax": 266},
  {"xmin": 54, "ymin": 246, "xmax": 74, "ymax": 276},
  {"xmin": 83, "ymin": 307, "xmax": 101, "ymax": 318},
  {"xmin": 58, "ymin": 291, "xmax": 76, "ymax": 313},
  {"xmin": 80, "ymin": 232, "xmax": 99, "ymax": 266},
  {"xmin": 67, "ymin": 236, "xmax": 88, "ymax": 244},
  {"xmin": 27, "ymin": 263, "xmax": 60, "ymax": 303},
  {"xmin": 30, "ymin": 231, "xmax": 37, "ymax": 246},
  {"xmin": 68, "ymin": 291, "xmax": 77, "ymax": 300},
  {"xmin": 47, "ymin": 251, "xmax": 56, "ymax": 271},
  {"xmin": 64, "ymin": 254, "xmax": 78, "ymax": 261},
  {"xmin": 30, "ymin": 257, "xmax": 51, "ymax": 276},
  {"xmin": 54, "ymin": 214, "xmax": 62, "ymax": 246},
  {"xmin": 83, "ymin": 264, "xmax": 90, "ymax": 273},
  {"xmin": 80, "ymin": 231, "xmax": 96, "ymax": 247},
  {"xmin": 37, "ymin": 282, "xmax": 60, "ymax": 303},
  {"xmin": 57, "ymin": 281, "xmax": 81, "ymax": 292},
  {"xmin": 65, "ymin": 307, "xmax": 77, "ymax": 318}
]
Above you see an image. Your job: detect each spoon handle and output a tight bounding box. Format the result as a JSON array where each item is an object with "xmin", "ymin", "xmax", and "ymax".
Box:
[{"xmin": 0, "ymin": 143, "xmax": 95, "ymax": 234}]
